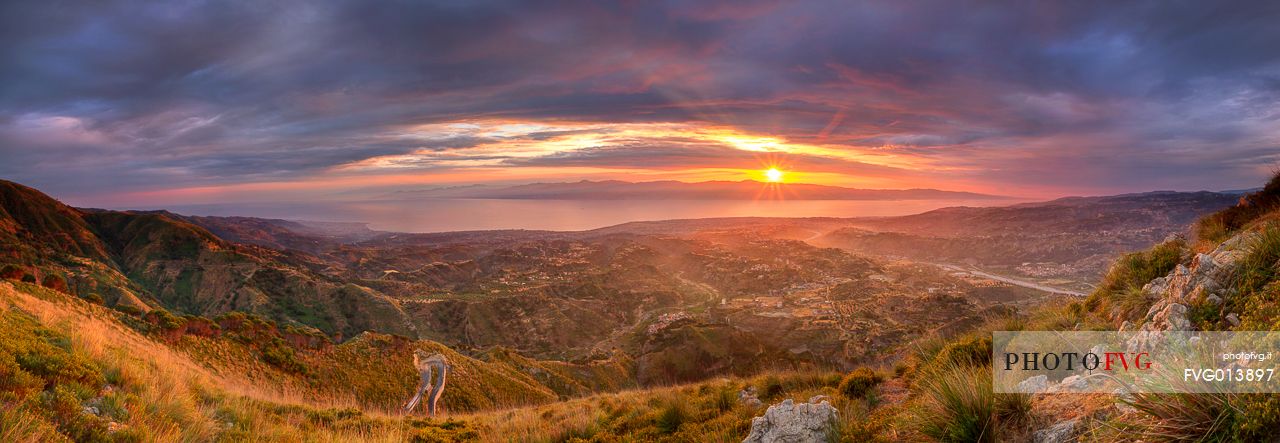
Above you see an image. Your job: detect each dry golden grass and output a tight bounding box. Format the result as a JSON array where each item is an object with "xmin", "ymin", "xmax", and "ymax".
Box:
[
  {"xmin": 0, "ymin": 282, "xmax": 459, "ymax": 442},
  {"xmin": 0, "ymin": 281, "xmax": 905, "ymax": 442},
  {"xmin": 453, "ymin": 371, "xmax": 866, "ymax": 442},
  {"xmin": 3, "ymin": 282, "xmax": 221, "ymax": 439},
  {"xmin": 0, "ymin": 406, "xmax": 63, "ymax": 443}
]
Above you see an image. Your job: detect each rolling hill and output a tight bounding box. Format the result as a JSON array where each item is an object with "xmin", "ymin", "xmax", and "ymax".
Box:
[{"xmin": 0, "ymin": 177, "xmax": 1256, "ymax": 441}]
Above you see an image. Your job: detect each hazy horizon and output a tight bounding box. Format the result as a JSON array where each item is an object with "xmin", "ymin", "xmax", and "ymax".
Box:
[
  {"xmin": 8, "ymin": 173, "xmax": 1242, "ymax": 233},
  {"xmin": 136, "ymin": 197, "xmax": 1034, "ymax": 233},
  {"xmin": 58, "ymin": 176, "xmax": 1246, "ymax": 233},
  {"xmin": 23, "ymin": 175, "xmax": 1257, "ymax": 212}
]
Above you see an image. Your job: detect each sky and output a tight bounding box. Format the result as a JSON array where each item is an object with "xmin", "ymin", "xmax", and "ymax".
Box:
[{"xmin": 2, "ymin": 0, "xmax": 1279, "ymax": 207}]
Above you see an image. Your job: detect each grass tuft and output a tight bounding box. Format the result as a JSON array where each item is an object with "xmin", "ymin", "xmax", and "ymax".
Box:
[{"xmin": 911, "ymin": 361, "xmax": 1028, "ymax": 443}]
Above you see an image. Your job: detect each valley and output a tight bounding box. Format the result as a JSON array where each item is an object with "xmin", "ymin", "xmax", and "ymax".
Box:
[{"xmin": 0, "ymin": 178, "xmax": 1245, "ymax": 441}]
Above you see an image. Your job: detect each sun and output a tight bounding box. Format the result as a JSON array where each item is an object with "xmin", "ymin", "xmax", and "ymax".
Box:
[{"xmin": 764, "ymin": 167, "xmax": 784, "ymax": 183}]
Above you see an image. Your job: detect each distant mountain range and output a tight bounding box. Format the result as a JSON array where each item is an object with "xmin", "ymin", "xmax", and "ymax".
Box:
[{"xmin": 383, "ymin": 179, "xmax": 1005, "ymax": 200}]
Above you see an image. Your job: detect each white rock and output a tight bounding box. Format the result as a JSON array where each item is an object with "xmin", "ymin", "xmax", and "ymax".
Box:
[
  {"xmin": 1034, "ymin": 419, "xmax": 1078, "ymax": 443},
  {"xmin": 1136, "ymin": 230, "xmax": 1256, "ymax": 333},
  {"xmin": 743, "ymin": 399, "xmax": 840, "ymax": 443},
  {"xmin": 1016, "ymin": 375, "xmax": 1048, "ymax": 393},
  {"xmin": 1056, "ymin": 375, "xmax": 1089, "ymax": 392}
]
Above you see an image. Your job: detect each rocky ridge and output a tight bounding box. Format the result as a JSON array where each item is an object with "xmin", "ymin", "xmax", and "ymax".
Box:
[{"xmin": 1140, "ymin": 232, "xmax": 1254, "ymax": 332}]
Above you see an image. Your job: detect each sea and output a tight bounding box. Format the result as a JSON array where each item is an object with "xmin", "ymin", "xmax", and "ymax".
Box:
[{"xmin": 148, "ymin": 198, "xmax": 1025, "ymax": 233}]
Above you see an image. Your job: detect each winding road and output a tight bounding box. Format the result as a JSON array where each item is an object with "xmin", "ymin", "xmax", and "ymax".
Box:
[
  {"xmin": 933, "ymin": 263, "xmax": 1087, "ymax": 297},
  {"xmin": 801, "ymin": 228, "xmax": 1088, "ymax": 297}
]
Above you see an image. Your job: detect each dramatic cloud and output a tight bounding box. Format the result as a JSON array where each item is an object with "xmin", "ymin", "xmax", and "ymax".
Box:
[{"xmin": 1, "ymin": 0, "xmax": 1278, "ymax": 205}]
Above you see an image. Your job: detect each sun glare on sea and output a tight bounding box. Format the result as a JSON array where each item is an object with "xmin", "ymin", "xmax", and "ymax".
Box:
[{"xmin": 764, "ymin": 168, "xmax": 784, "ymax": 183}]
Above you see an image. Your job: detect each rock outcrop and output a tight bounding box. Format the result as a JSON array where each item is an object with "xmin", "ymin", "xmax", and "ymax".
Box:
[
  {"xmin": 743, "ymin": 397, "xmax": 839, "ymax": 443},
  {"xmin": 1140, "ymin": 233, "xmax": 1253, "ymax": 332}
]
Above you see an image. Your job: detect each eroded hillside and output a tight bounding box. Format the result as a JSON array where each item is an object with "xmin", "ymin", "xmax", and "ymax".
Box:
[{"xmin": 0, "ymin": 179, "xmax": 1048, "ymax": 385}]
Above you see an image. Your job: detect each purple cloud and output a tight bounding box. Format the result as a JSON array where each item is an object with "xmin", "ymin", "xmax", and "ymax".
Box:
[{"xmin": 0, "ymin": 0, "xmax": 1277, "ymax": 202}]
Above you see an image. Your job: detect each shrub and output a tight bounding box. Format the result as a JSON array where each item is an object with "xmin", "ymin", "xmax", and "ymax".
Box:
[
  {"xmin": 1105, "ymin": 286, "xmax": 1153, "ymax": 325},
  {"xmin": 1194, "ymin": 172, "xmax": 1280, "ymax": 244},
  {"xmin": 1185, "ymin": 299, "xmax": 1221, "ymax": 329},
  {"xmin": 112, "ymin": 304, "xmax": 142, "ymax": 317},
  {"xmin": 0, "ymin": 353, "xmax": 42, "ymax": 401},
  {"xmin": 215, "ymin": 311, "xmax": 279, "ymax": 342},
  {"xmin": 183, "ymin": 316, "xmax": 221, "ymax": 337},
  {"xmin": 1230, "ymin": 225, "xmax": 1280, "ymax": 330},
  {"xmin": 759, "ymin": 375, "xmax": 784, "ymax": 399},
  {"xmin": 142, "ymin": 309, "xmax": 188, "ymax": 342},
  {"xmin": 0, "ymin": 264, "xmax": 23, "ymax": 280},
  {"xmin": 934, "ymin": 335, "xmax": 992, "ymax": 368},
  {"xmin": 1195, "ymin": 217, "xmax": 1231, "ymax": 246},
  {"xmin": 1085, "ymin": 238, "xmax": 1186, "ymax": 316},
  {"xmin": 40, "ymin": 274, "xmax": 67, "ymax": 293},
  {"xmin": 144, "ymin": 309, "xmax": 186, "ymax": 330},
  {"xmin": 81, "ymin": 293, "xmax": 104, "ymax": 305},
  {"xmin": 281, "ymin": 324, "xmax": 330, "ymax": 349},
  {"xmin": 20, "ymin": 274, "xmax": 36, "ymax": 283},
  {"xmin": 897, "ymin": 335, "xmax": 950, "ymax": 383},
  {"xmin": 839, "ymin": 367, "xmax": 883, "ymax": 399},
  {"xmin": 1236, "ymin": 226, "xmax": 1280, "ymax": 296},
  {"xmin": 260, "ymin": 338, "xmax": 308, "ymax": 374},
  {"xmin": 1234, "ymin": 394, "xmax": 1280, "ymax": 441},
  {"xmin": 43, "ymin": 384, "xmax": 111, "ymax": 441}
]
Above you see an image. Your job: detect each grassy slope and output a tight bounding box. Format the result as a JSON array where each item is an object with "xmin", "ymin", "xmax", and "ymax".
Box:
[
  {"xmin": 0, "ymin": 280, "xmax": 645, "ymax": 442},
  {"xmin": 0, "ymin": 277, "xmax": 880, "ymax": 442},
  {"xmin": 0, "ymin": 181, "xmax": 111, "ymax": 264},
  {"xmin": 1, "ymin": 276, "xmax": 899, "ymax": 442}
]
